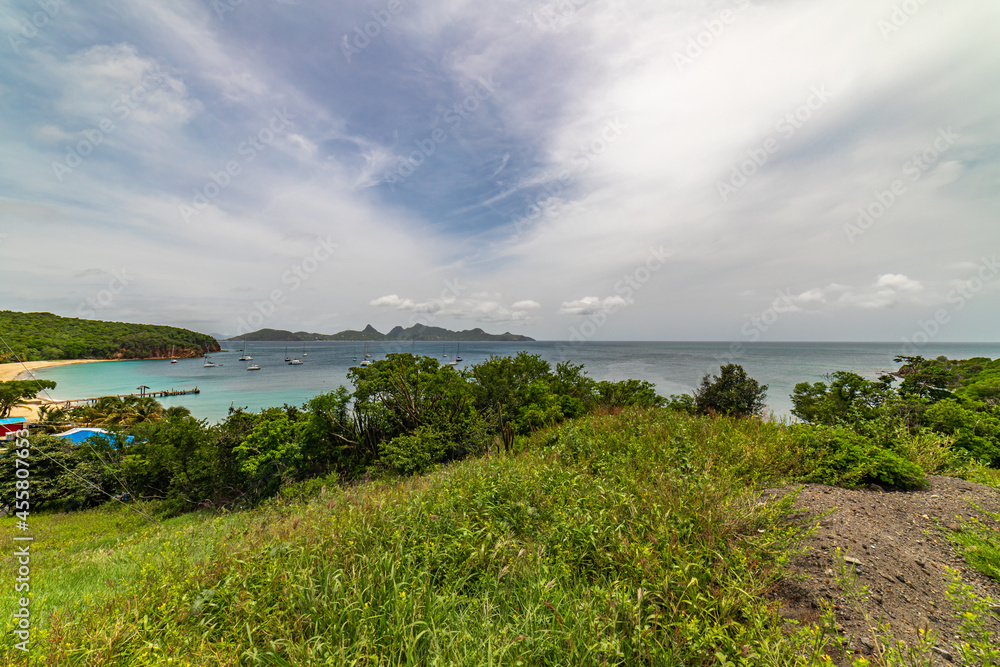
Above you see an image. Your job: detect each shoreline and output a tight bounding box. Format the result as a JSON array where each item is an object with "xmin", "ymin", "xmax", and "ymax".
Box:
[{"xmin": 1, "ymin": 359, "xmax": 113, "ymax": 422}]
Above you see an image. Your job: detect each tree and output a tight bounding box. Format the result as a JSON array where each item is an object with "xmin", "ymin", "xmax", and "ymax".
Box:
[
  {"xmin": 595, "ymin": 379, "xmax": 665, "ymax": 410},
  {"xmin": 790, "ymin": 371, "xmax": 894, "ymax": 425},
  {"xmin": 894, "ymin": 355, "xmax": 956, "ymax": 402},
  {"xmin": 694, "ymin": 364, "xmax": 767, "ymax": 418},
  {"xmin": 0, "ymin": 380, "xmax": 57, "ymax": 418},
  {"xmin": 469, "ymin": 352, "xmax": 559, "ymax": 434},
  {"xmin": 36, "ymin": 405, "xmax": 69, "ymax": 433}
]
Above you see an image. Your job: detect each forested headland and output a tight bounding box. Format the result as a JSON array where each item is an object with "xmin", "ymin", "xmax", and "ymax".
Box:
[{"xmin": 0, "ymin": 310, "xmax": 220, "ymax": 363}]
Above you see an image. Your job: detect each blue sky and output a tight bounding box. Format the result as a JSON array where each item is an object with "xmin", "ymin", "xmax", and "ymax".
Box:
[{"xmin": 1, "ymin": 0, "xmax": 998, "ymax": 343}]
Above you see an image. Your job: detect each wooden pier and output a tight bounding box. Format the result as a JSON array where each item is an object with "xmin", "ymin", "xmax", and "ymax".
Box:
[{"xmin": 62, "ymin": 387, "xmax": 200, "ymax": 405}]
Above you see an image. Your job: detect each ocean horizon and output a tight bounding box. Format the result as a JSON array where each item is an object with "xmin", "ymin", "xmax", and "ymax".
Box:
[{"xmin": 24, "ymin": 341, "xmax": 1000, "ymax": 424}]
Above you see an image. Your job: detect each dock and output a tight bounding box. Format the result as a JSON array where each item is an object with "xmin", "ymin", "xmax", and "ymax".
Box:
[{"xmin": 60, "ymin": 387, "xmax": 200, "ymax": 405}]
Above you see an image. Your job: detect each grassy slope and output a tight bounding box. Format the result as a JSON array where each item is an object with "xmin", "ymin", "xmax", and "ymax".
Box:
[{"xmin": 0, "ymin": 409, "xmax": 845, "ymax": 665}]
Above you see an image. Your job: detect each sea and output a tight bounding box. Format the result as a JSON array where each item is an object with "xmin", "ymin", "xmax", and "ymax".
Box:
[{"xmin": 22, "ymin": 341, "xmax": 1000, "ymax": 424}]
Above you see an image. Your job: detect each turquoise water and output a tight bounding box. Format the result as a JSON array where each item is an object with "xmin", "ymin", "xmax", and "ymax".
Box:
[{"xmin": 21, "ymin": 341, "xmax": 1000, "ymax": 424}]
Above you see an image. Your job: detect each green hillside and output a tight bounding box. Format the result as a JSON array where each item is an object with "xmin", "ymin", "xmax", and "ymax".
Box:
[{"xmin": 0, "ymin": 311, "xmax": 220, "ymax": 362}]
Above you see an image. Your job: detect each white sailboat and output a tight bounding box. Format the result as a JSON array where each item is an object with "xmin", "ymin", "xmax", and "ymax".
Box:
[
  {"xmin": 246, "ymin": 345, "xmax": 261, "ymax": 370},
  {"xmin": 238, "ymin": 338, "xmax": 252, "ymax": 361},
  {"xmin": 360, "ymin": 341, "xmax": 372, "ymax": 366},
  {"xmin": 203, "ymin": 356, "xmax": 215, "ymax": 367}
]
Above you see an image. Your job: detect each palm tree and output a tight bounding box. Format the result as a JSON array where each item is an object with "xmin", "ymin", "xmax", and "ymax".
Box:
[
  {"xmin": 36, "ymin": 405, "xmax": 69, "ymax": 433},
  {"xmin": 164, "ymin": 406, "xmax": 192, "ymax": 420},
  {"xmin": 132, "ymin": 397, "xmax": 164, "ymax": 424}
]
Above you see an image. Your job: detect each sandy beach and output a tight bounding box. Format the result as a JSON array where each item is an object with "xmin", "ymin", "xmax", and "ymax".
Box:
[{"xmin": 1, "ymin": 359, "xmax": 110, "ymax": 421}]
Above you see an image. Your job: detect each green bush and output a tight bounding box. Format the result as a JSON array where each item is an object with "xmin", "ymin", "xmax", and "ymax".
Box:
[
  {"xmin": 793, "ymin": 425, "xmax": 927, "ymax": 489},
  {"xmin": 694, "ymin": 364, "xmax": 767, "ymax": 418},
  {"xmin": 790, "ymin": 371, "xmax": 894, "ymax": 425},
  {"xmin": 381, "ymin": 427, "xmax": 451, "ymax": 475},
  {"xmin": 594, "ymin": 378, "xmax": 664, "ymax": 410},
  {"xmin": 923, "ymin": 399, "xmax": 1000, "ymax": 466},
  {"xmin": 0, "ymin": 433, "xmax": 124, "ymax": 511}
]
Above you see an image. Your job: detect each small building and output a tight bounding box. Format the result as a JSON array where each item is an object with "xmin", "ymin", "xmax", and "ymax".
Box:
[{"xmin": 0, "ymin": 417, "xmax": 28, "ymax": 441}]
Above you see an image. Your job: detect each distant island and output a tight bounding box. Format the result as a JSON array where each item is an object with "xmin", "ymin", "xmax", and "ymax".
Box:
[
  {"xmin": 228, "ymin": 323, "xmax": 535, "ymax": 342},
  {"xmin": 0, "ymin": 311, "xmax": 220, "ymax": 362}
]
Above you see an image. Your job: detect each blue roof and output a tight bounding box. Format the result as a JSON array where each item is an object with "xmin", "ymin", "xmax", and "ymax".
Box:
[{"xmin": 1, "ymin": 417, "xmax": 28, "ymax": 425}]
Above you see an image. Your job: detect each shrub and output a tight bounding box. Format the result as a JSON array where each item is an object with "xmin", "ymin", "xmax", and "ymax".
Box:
[
  {"xmin": 793, "ymin": 425, "xmax": 927, "ymax": 489},
  {"xmin": 381, "ymin": 427, "xmax": 451, "ymax": 475},
  {"xmin": 665, "ymin": 394, "xmax": 696, "ymax": 414},
  {"xmin": 694, "ymin": 364, "xmax": 767, "ymax": 418},
  {"xmin": 594, "ymin": 378, "xmax": 664, "ymax": 410},
  {"xmin": 790, "ymin": 371, "xmax": 894, "ymax": 425}
]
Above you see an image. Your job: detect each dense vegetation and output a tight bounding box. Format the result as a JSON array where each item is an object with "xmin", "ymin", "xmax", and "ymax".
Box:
[
  {"xmin": 0, "ymin": 311, "xmax": 220, "ymax": 362},
  {"xmin": 0, "ymin": 353, "xmax": 662, "ymax": 514},
  {"xmin": 231, "ymin": 323, "xmax": 535, "ymax": 341},
  {"xmin": 8, "ymin": 354, "xmax": 998, "ymax": 516},
  {"xmin": 792, "ymin": 355, "xmax": 1000, "ymax": 468},
  {"xmin": 1, "ymin": 354, "xmax": 998, "ymax": 664}
]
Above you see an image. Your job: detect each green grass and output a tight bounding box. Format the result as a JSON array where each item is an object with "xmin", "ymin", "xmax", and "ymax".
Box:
[
  {"xmin": 958, "ymin": 461, "xmax": 1000, "ymax": 490},
  {"xmin": 947, "ymin": 505, "xmax": 1000, "ymax": 584},
  {"xmin": 0, "ymin": 407, "xmax": 993, "ymax": 665}
]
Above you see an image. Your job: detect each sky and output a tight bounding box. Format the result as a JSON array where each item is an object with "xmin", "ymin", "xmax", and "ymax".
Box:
[{"xmin": 0, "ymin": 0, "xmax": 998, "ymax": 343}]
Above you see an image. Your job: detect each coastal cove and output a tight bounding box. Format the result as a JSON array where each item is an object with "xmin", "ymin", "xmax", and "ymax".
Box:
[{"xmin": 23, "ymin": 341, "xmax": 1000, "ymax": 424}]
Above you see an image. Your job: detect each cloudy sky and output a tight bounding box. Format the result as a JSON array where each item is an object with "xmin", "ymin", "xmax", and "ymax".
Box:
[{"xmin": 1, "ymin": 0, "xmax": 997, "ymax": 342}]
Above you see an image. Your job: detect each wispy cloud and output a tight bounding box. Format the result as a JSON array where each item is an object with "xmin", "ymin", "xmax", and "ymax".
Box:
[{"xmin": 0, "ymin": 0, "xmax": 998, "ymax": 341}]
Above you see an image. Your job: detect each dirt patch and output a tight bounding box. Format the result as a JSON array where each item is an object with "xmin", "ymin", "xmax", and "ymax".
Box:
[{"xmin": 770, "ymin": 476, "xmax": 1000, "ymax": 665}]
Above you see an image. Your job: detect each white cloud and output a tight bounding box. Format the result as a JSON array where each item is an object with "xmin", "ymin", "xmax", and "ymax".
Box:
[
  {"xmin": 371, "ymin": 292, "xmax": 538, "ymax": 323},
  {"xmin": 559, "ymin": 296, "xmax": 628, "ymax": 316},
  {"xmin": 2, "ymin": 0, "xmax": 999, "ymax": 342},
  {"xmin": 33, "ymin": 125, "xmax": 76, "ymax": 143},
  {"xmin": 789, "ymin": 274, "xmax": 924, "ymax": 310},
  {"xmin": 51, "ymin": 44, "xmax": 200, "ymax": 127}
]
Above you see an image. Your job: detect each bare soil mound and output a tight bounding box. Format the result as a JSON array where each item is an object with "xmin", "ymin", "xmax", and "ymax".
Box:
[{"xmin": 770, "ymin": 476, "xmax": 1000, "ymax": 665}]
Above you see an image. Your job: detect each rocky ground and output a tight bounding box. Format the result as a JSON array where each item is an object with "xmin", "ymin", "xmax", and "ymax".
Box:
[{"xmin": 769, "ymin": 476, "xmax": 1000, "ymax": 666}]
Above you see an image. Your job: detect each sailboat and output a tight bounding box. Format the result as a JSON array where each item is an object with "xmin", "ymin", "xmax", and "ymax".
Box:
[
  {"xmin": 455, "ymin": 342, "xmax": 462, "ymax": 363},
  {"xmin": 170, "ymin": 345, "xmax": 177, "ymax": 363},
  {"xmin": 284, "ymin": 346, "xmax": 291, "ymax": 362},
  {"xmin": 352, "ymin": 345, "xmax": 357, "ymax": 362},
  {"xmin": 246, "ymin": 345, "xmax": 261, "ymax": 370},
  {"xmin": 288, "ymin": 342, "xmax": 304, "ymax": 365},
  {"xmin": 238, "ymin": 338, "xmax": 252, "ymax": 361},
  {"xmin": 203, "ymin": 356, "xmax": 215, "ymax": 368},
  {"xmin": 360, "ymin": 341, "xmax": 372, "ymax": 366}
]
